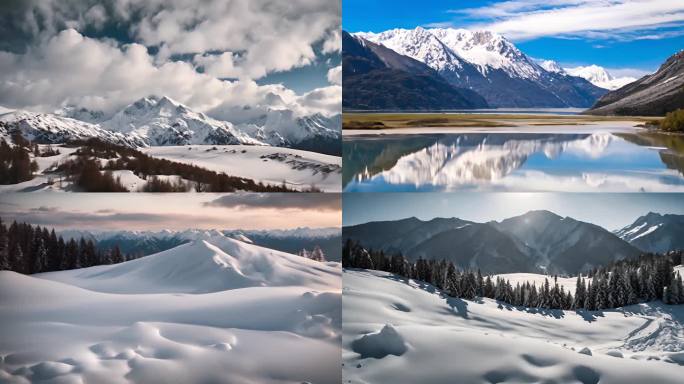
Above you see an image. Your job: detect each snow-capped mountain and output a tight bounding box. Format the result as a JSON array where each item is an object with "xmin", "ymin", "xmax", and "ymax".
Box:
[
  {"xmin": 102, "ymin": 96, "xmax": 262, "ymax": 146},
  {"xmin": 357, "ymin": 27, "xmax": 478, "ymax": 76},
  {"xmin": 356, "ymin": 27, "xmax": 606, "ymax": 108},
  {"xmin": 1, "ymin": 95, "xmax": 341, "ymax": 155},
  {"xmin": 429, "ymin": 28, "xmax": 542, "ymax": 79},
  {"xmin": 565, "ymin": 65, "xmax": 637, "ymax": 90},
  {"xmin": 344, "ymin": 210, "xmax": 641, "ymax": 274},
  {"xmin": 615, "ymin": 212, "xmax": 684, "ymax": 253}
]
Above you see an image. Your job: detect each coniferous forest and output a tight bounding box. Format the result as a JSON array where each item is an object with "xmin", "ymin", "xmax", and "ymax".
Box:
[
  {"xmin": 343, "ymin": 239, "xmax": 684, "ymax": 310},
  {"xmin": 0, "ymin": 135, "xmax": 39, "ymax": 184},
  {"xmin": 0, "ymin": 217, "xmax": 132, "ymax": 274}
]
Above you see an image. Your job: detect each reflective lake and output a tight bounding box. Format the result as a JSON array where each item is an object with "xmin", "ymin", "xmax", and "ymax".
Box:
[{"xmin": 343, "ymin": 131, "xmax": 684, "ymax": 192}]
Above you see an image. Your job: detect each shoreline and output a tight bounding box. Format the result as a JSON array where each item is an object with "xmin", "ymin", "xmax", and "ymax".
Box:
[{"xmin": 343, "ymin": 120, "xmax": 647, "ymax": 136}]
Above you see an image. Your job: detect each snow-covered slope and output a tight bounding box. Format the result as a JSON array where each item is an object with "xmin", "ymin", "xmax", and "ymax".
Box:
[
  {"xmin": 39, "ymin": 235, "xmax": 339, "ymax": 293},
  {"xmin": 566, "ymin": 65, "xmax": 637, "ymax": 90},
  {"xmin": 0, "ymin": 238, "xmax": 341, "ymax": 383},
  {"xmin": 615, "ymin": 212, "xmax": 684, "ymax": 253},
  {"xmin": 343, "ymin": 269, "xmax": 684, "ymax": 384},
  {"xmin": 143, "ymin": 144, "xmax": 341, "ymax": 192}
]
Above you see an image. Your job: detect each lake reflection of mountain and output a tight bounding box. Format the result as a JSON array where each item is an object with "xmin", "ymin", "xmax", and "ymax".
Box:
[{"xmin": 343, "ymin": 132, "xmax": 684, "ymax": 192}]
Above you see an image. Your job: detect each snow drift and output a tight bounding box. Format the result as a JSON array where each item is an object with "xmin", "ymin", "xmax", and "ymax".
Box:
[
  {"xmin": 343, "ymin": 269, "xmax": 684, "ymax": 384},
  {"xmin": 0, "ymin": 236, "xmax": 342, "ymax": 384}
]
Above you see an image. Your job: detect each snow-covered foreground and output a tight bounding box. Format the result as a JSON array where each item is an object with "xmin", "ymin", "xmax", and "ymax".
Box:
[
  {"xmin": 0, "ymin": 235, "xmax": 342, "ymax": 383},
  {"xmin": 343, "ymin": 269, "xmax": 684, "ymax": 384},
  {"xmin": 144, "ymin": 145, "xmax": 342, "ymax": 192}
]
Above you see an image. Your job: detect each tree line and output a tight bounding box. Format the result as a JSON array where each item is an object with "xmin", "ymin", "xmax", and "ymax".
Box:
[
  {"xmin": 342, "ymin": 239, "xmax": 684, "ymax": 310},
  {"xmin": 0, "ymin": 217, "xmax": 136, "ymax": 274}
]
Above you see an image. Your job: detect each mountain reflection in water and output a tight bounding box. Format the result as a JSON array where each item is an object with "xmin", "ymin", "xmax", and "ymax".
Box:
[{"xmin": 343, "ymin": 132, "xmax": 684, "ymax": 192}]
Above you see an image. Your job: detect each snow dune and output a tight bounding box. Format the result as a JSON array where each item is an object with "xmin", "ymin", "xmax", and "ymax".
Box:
[
  {"xmin": 0, "ymin": 236, "xmax": 341, "ymax": 383},
  {"xmin": 343, "ymin": 269, "xmax": 684, "ymax": 384}
]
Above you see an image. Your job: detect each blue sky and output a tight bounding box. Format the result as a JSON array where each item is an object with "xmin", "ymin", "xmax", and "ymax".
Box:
[
  {"xmin": 343, "ymin": 0, "xmax": 684, "ymax": 76},
  {"xmin": 343, "ymin": 193, "xmax": 684, "ymax": 231}
]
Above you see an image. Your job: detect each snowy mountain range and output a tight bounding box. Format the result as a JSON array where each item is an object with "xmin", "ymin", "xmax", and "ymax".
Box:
[
  {"xmin": 0, "ymin": 95, "xmax": 341, "ymax": 155},
  {"xmin": 344, "ymin": 210, "xmax": 647, "ymax": 274},
  {"xmin": 615, "ymin": 212, "xmax": 684, "ymax": 254},
  {"xmin": 352, "ymin": 27, "xmax": 606, "ymax": 108},
  {"xmin": 59, "ymin": 227, "xmax": 343, "ymax": 261}
]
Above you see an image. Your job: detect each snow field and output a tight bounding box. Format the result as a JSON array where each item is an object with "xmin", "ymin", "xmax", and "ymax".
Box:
[
  {"xmin": 0, "ymin": 235, "xmax": 342, "ymax": 383},
  {"xmin": 343, "ymin": 269, "xmax": 684, "ymax": 384}
]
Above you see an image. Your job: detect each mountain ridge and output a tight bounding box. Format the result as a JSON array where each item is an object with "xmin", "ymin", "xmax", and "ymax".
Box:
[
  {"xmin": 1, "ymin": 95, "xmax": 342, "ymax": 155},
  {"xmin": 344, "ymin": 210, "xmax": 646, "ymax": 274},
  {"xmin": 587, "ymin": 50, "xmax": 684, "ymax": 116}
]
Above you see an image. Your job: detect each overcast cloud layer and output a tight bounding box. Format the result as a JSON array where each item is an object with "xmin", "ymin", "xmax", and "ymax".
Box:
[{"xmin": 0, "ymin": 0, "xmax": 341, "ymax": 117}]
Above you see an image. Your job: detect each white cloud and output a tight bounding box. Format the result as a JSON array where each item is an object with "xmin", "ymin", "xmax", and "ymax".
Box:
[
  {"xmin": 327, "ymin": 66, "xmax": 342, "ymax": 85},
  {"xmin": 6, "ymin": 0, "xmax": 341, "ymax": 79},
  {"xmin": 322, "ymin": 29, "xmax": 341, "ymax": 54},
  {"xmin": 0, "ymin": 0, "xmax": 341, "ymax": 117},
  {"xmin": 297, "ymin": 85, "xmax": 342, "ymax": 115},
  {"xmin": 193, "ymin": 52, "xmax": 242, "ymax": 79},
  {"xmin": 454, "ymin": 0, "xmax": 684, "ymax": 41},
  {"xmin": 0, "ymin": 29, "xmax": 338, "ymax": 117}
]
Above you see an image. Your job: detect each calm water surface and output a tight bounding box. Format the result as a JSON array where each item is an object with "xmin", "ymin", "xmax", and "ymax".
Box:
[{"xmin": 343, "ymin": 131, "xmax": 684, "ymax": 192}]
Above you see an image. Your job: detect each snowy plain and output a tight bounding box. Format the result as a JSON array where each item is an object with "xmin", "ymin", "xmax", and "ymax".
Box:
[
  {"xmin": 0, "ymin": 234, "xmax": 342, "ymax": 384},
  {"xmin": 343, "ymin": 269, "xmax": 684, "ymax": 384}
]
